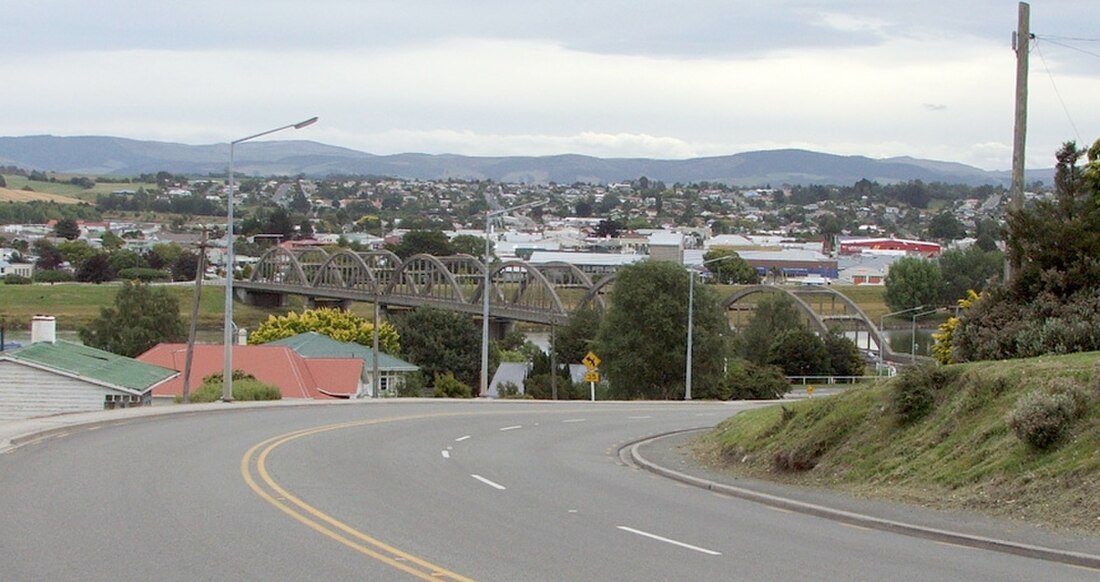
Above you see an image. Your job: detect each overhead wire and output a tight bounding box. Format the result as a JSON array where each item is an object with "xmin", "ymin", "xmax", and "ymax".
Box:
[{"xmin": 1031, "ymin": 37, "xmax": 1083, "ymax": 144}]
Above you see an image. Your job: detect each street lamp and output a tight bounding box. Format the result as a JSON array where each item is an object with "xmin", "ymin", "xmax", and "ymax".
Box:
[
  {"xmin": 910, "ymin": 307, "xmax": 943, "ymax": 362},
  {"xmin": 480, "ymin": 199, "xmax": 545, "ymax": 397},
  {"xmin": 877, "ymin": 305, "xmax": 925, "ymax": 369},
  {"xmin": 223, "ymin": 116, "xmax": 318, "ymax": 402},
  {"xmin": 685, "ymin": 255, "xmax": 735, "ymax": 401}
]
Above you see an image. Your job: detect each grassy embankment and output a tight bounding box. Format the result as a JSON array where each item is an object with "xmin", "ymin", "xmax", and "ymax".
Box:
[{"xmin": 695, "ymin": 352, "xmax": 1100, "ymax": 534}]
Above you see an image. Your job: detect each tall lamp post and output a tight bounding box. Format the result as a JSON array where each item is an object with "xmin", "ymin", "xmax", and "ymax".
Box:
[
  {"xmin": 685, "ymin": 255, "xmax": 735, "ymax": 401},
  {"xmin": 910, "ymin": 307, "xmax": 943, "ymax": 362},
  {"xmin": 223, "ymin": 116, "xmax": 318, "ymax": 402},
  {"xmin": 480, "ymin": 199, "xmax": 545, "ymax": 397},
  {"xmin": 877, "ymin": 305, "xmax": 925, "ymax": 369}
]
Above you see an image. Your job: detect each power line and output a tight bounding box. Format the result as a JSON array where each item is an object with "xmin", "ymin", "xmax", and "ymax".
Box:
[
  {"xmin": 1033, "ymin": 39, "xmax": 1083, "ymax": 144},
  {"xmin": 1033, "ymin": 36, "xmax": 1100, "ymax": 60}
]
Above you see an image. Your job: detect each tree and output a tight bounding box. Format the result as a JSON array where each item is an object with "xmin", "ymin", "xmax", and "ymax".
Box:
[
  {"xmin": 553, "ymin": 306, "xmax": 603, "ymax": 366},
  {"xmin": 592, "ymin": 219, "xmax": 621, "ymax": 239},
  {"xmin": 249, "ymin": 307, "xmax": 400, "ymax": 354},
  {"xmin": 392, "ymin": 307, "xmax": 483, "ymax": 388},
  {"xmin": 735, "ymin": 294, "xmax": 803, "ymax": 365},
  {"xmin": 57, "ymin": 239, "xmax": 98, "ymax": 268},
  {"xmin": 823, "ymin": 333, "xmax": 865, "ymax": 376},
  {"xmin": 926, "ymin": 211, "xmax": 967, "ymax": 242},
  {"xmin": 388, "ymin": 230, "xmax": 455, "ymax": 258},
  {"xmin": 53, "ymin": 218, "xmax": 80, "ymax": 240},
  {"xmin": 148, "ymin": 243, "xmax": 183, "ymax": 270},
  {"xmin": 79, "ymin": 281, "xmax": 185, "ymax": 357},
  {"xmin": 108, "ymin": 249, "xmax": 148, "ymax": 273},
  {"xmin": 767, "ymin": 328, "xmax": 829, "ymax": 376},
  {"xmin": 574, "ymin": 197, "xmax": 594, "ymax": 217},
  {"xmin": 595, "ymin": 261, "xmax": 726, "ymax": 400},
  {"xmin": 33, "ymin": 239, "xmax": 64, "ymax": 270},
  {"xmin": 451, "ymin": 234, "xmax": 488, "ymax": 257},
  {"xmin": 702, "ymin": 249, "xmax": 760, "ymax": 284},
  {"xmin": 171, "ymin": 250, "xmax": 200, "ymax": 281},
  {"xmin": 0, "ymin": 175, "xmax": 6, "ymax": 188},
  {"xmin": 75, "ymin": 252, "xmax": 114, "ymax": 283},
  {"xmin": 883, "ymin": 257, "xmax": 943, "ymax": 312},
  {"xmin": 100, "ymin": 231, "xmax": 124, "ymax": 251},
  {"xmin": 937, "ymin": 245, "xmax": 1003, "ymax": 304}
]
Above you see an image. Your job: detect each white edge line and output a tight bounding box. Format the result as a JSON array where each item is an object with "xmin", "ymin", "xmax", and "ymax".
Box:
[
  {"xmin": 628, "ymin": 416, "xmax": 652, "ymax": 420},
  {"xmin": 617, "ymin": 526, "xmax": 721, "ymax": 556},
  {"xmin": 441, "ymin": 450, "xmax": 450, "ymax": 459},
  {"xmin": 471, "ymin": 474, "xmax": 506, "ymax": 490},
  {"xmin": 499, "ymin": 425, "xmax": 522, "ymax": 432},
  {"xmin": 562, "ymin": 418, "xmax": 587, "ymax": 423},
  {"xmin": 455, "ymin": 435, "xmax": 471, "ymax": 442}
]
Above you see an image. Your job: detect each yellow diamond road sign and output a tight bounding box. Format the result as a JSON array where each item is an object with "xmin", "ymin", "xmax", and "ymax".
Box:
[
  {"xmin": 582, "ymin": 351, "xmax": 601, "ymax": 369},
  {"xmin": 584, "ymin": 371, "xmax": 600, "ymax": 383}
]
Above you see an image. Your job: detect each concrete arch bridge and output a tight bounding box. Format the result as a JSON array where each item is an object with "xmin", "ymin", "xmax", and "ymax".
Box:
[
  {"xmin": 235, "ymin": 247, "xmax": 612, "ymax": 331},
  {"xmin": 237, "ymin": 248, "xmax": 904, "ymax": 362}
]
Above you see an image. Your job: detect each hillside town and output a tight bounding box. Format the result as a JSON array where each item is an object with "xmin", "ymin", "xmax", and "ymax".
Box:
[{"xmin": 1, "ymin": 171, "xmax": 1021, "ymax": 287}]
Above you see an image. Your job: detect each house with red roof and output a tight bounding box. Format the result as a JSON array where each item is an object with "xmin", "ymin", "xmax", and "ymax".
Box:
[{"xmin": 136, "ymin": 344, "xmax": 363, "ymax": 401}]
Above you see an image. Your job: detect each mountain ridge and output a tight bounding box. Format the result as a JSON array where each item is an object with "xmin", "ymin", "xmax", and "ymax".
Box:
[{"xmin": 0, "ymin": 135, "xmax": 1049, "ymax": 187}]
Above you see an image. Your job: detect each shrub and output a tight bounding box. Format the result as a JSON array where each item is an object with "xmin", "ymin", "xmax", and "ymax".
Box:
[
  {"xmin": 184, "ymin": 371, "xmax": 282, "ymax": 403},
  {"xmin": 497, "ymin": 381, "xmax": 530, "ymax": 399},
  {"xmin": 433, "ymin": 372, "xmax": 473, "ymax": 398},
  {"xmin": 1007, "ymin": 390, "xmax": 1076, "ymax": 450},
  {"xmin": 891, "ymin": 365, "xmax": 952, "ymax": 424},
  {"xmin": 34, "ymin": 270, "xmax": 73, "ymax": 283},
  {"xmin": 3, "ymin": 274, "xmax": 31, "ymax": 285},
  {"xmin": 116, "ymin": 267, "xmax": 170, "ymax": 282},
  {"xmin": 723, "ymin": 359, "xmax": 790, "ymax": 400},
  {"xmin": 1042, "ymin": 377, "xmax": 1092, "ymax": 420},
  {"xmin": 395, "ymin": 372, "xmax": 425, "ymax": 397}
]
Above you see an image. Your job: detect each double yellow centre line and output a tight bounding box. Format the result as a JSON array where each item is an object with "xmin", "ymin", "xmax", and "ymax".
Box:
[{"xmin": 240, "ymin": 414, "xmax": 476, "ymax": 581}]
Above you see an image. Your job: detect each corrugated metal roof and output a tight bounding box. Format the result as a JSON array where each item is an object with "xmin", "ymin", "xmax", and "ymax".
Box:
[
  {"xmin": 266, "ymin": 332, "xmax": 418, "ymax": 371},
  {"xmin": 3, "ymin": 341, "xmax": 177, "ymax": 393}
]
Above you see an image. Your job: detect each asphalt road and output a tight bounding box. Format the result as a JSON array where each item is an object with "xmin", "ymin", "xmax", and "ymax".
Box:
[{"xmin": 0, "ymin": 400, "xmax": 1092, "ymax": 581}]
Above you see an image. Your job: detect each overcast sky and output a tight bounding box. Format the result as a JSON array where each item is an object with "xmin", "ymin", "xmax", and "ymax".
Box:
[{"xmin": 5, "ymin": 1, "xmax": 1099, "ymax": 171}]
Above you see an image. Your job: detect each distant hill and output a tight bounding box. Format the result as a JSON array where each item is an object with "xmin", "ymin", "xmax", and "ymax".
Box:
[{"xmin": 0, "ymin": 135, "xmax": 1049, "ymax": 187}]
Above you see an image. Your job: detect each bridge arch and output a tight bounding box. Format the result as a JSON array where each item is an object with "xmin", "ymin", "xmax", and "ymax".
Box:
[
  {"xmin": 387, "ymin": 253, "xmax": 469, "ymax": 304},
  {"xmin": 314, "ymin": 249, "xmax": 381, "ymax": 294},
  {"xmin": 251, "ymin": 247, "xmax": 310, "ymax": 286},
  {"xmin": 723, "ymin": 285, "xmax": 831, "ymax": 335},
  {"xmin": 478, "ymin": 260, "xmax": 569, "ymax": 319}
]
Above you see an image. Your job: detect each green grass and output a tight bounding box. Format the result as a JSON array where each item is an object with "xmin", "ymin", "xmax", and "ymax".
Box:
[
  {"xmin": 695, "ymin": 352, "xmax": 1100, "ymax": 534},
  {"xmin": 0, "ymin": 281, "xmax": 304, "ymax": 332}
]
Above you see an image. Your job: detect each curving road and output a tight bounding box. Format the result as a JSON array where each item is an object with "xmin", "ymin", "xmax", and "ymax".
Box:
[{"xmin": 0, "ymin": 401, "xmax": 1091, "ymax": 581}]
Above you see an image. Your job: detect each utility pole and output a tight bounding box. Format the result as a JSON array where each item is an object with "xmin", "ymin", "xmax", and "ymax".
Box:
[
  {"xmin": 1007, "ymin": 1, "xmax": 1031, "ymax": 281},
  {"xmin": 181, "ymin": 227, "xmax": 209, "ymax": 403}
]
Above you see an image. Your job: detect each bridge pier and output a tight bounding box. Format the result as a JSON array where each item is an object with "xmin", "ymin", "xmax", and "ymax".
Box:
[
  {"xmin": 306, "ymin": 297, "xmax": 352, "ymax": 310},
  {"xmin": 240, "ymin": 289, "xmax": 288, "ymax": 308}
]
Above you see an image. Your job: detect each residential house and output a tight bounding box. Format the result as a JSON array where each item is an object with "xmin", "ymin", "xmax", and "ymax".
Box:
[
  {"xmin": 0, "ymin": 316, "xmax": 177, "ymax": 420},
  {"xmin": 137, "ymin": 343, "xmax": 363, "ymax": 401},
  {"xmin": 265, "ymin": 332, "xmax": 419, "ymax": 397}
]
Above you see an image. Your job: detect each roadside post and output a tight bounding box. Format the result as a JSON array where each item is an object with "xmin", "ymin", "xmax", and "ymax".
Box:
[
  {"xmin": 807, "ymin": 385, "xmax": 815, "ymax": 399},
  {"xmin": 582, "ymin": 351, "xmax": 601, "ymax": 402}
]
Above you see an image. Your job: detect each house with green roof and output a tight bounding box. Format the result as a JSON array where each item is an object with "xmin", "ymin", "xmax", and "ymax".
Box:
[
  {"xmin": 266, "ymin": 332, "xmax": 419, "ymax": 397},
  {"xmin": 0, "ymin": 340, "xmax": 179, "ymax": 421}
]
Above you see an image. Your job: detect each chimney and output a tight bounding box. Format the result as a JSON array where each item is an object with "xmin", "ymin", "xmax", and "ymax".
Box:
[{"xmin": 31, "ymin": 315, "xmax": 57, "ymax": 344}]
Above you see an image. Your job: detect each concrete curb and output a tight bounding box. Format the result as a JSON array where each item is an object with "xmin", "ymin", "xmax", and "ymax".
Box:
[{"xmin": 628, "ymin": 430, "xmax": 1100, "ymax": 570}]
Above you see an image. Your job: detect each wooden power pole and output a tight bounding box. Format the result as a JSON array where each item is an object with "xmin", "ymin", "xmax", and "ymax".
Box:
[
  {"xmin": 181, "ymin": 228, "xmax": 209, "ymax": 403},
  {"xmin": 1007, "ymin": 1, "xmax": 1031, "ymax": 280}
]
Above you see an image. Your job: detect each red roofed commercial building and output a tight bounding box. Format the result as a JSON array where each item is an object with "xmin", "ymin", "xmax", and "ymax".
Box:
[
  {"xmin": 137, "ymin": 344, "xmax": 363, "ymax": 400},
  {"xmin": 838, "ymin": 237, "xmax": 941, "ymax": 258}
]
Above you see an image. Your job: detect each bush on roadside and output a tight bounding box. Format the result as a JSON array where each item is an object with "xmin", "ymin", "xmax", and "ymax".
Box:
[
  {"xmin": 1006, "ymin": 390, "xmax": 1076, "ymax": 450},
  {"xmin": 395, "ymin": 372, "xmax": 425, "ymax": 397},
  {"xmin": 433, "ymin": 372, "xmax": 473, "ymax": 398},
  {"xmin": 3, "ymin": 274, "xmax": 31, "ymax": 285},
  {"xmin": 891, "ymin": 365, "xmax": 953, "ymax": 424},
  {"xmin": 183, "ymin": 370, "xmax": 282, "ymax": 403},
  {"xmin": 1042, "ymin": 377, "xmax": 1092, "ymax": 420},
  {"xmin": 723, "ymin": 359, "xmax": 790, "ymax": 400}
]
